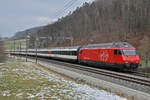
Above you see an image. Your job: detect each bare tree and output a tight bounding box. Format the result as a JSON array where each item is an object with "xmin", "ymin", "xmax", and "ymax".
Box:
[
  {"xmin": 138, "ymin": 35, "xmax": 150, "ymax": 66},
  {"xmin": 28, "ymin": 0, "xmax": 150, "ymax": 49}
]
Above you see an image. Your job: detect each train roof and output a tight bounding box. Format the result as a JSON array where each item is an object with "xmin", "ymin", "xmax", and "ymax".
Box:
[
  {"xmin": 82, "ymin": 42, "xmax": 134, "ymax": 49},
  {"xmin": 7, "ymin": 42, "xmax": 134, "ymax": 52},
  {"xmin": 27, "ymin": 46, "xmax": 79, "ymax": 51},
  {"xmin": 7, "ymin": 46, "xmax": 79, "ymax": 52}
]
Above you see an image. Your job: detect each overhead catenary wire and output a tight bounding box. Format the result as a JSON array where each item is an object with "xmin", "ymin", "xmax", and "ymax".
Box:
[
  {"xmin": 54, "ymin": 0, "xmax": 76, "ymax": 16},
  {"xmin": 54, "ymin": 0, "xmax": 78, "ymax": 18},
  {"xmin": 54, "ymin": 0, "xmax": 93, "ymax": 19}
]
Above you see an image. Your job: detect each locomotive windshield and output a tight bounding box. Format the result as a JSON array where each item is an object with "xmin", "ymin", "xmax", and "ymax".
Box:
[{"xmin": 122, "ymin": 49, "xmax": 136, "ymax": 56}]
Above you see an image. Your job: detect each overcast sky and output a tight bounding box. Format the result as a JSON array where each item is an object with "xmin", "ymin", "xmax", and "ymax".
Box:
[{"xmin": 0, "ymin": 0, "xmax": 94, "ymax": 37}]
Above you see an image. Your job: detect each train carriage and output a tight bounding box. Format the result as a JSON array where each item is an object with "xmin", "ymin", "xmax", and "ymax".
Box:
[{"xmin": 46, "ymin": 47, "xmax": 78, "ymax": 61}]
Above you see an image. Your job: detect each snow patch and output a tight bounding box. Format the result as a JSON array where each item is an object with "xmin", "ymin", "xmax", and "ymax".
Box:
[
  {"xmin": 16, "ymin": 92, "xmax": 23, "ymax": 98},
  {"xmin": 27, "ymin": 93, "xmax": 35, "ymax": 99},
  {"xmin": 2, "ymin": 90, "xmax": 11, "ymax": 96}
]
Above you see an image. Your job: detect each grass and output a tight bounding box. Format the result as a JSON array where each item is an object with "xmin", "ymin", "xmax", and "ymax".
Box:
[
  {"xmin": 0, "ymin": 58, "xmax": 128, "ymax": 100},
  {"xmin": 140, "ymin": 60, "xmax": 150, "ymax": 67},
  {"xmin": 3, "ymin": 39, "xmax": 26, "ymax": 50},
  {"xmin": 0, "ymin": 59, "xmax": 74, "ymax": 99},
  {"xmin": 138, "ymin": 61, "xmax": 150, "ymax": 73}
]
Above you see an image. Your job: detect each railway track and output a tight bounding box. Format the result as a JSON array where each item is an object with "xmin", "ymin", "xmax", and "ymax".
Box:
[
  {"xmin": 73, "ymin": 66, "xmax": 150, "ymax": 87},
  {"xmin": 31, "ymin": 57, "xmax": 150, "ymax": 87},
  {"xmin": 11, "ymin": 54, "xmax": 150, "ymax": 87},
  {"xmin": 131, "ymin": 71, "xmax": 150, "ymax": 78}
]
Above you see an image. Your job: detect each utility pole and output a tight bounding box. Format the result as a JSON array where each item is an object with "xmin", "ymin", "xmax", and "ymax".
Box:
[
  {"xmin": 35, "ymin": 36, "xmax": 46, "ymax": 63},
  {"xmin": 11, "ymin": 40, "xmax": 13, "ymax": 54},
  {"xmin": 10, "ymin": 39, "xmax": 12, "ymax": 57},
  {"xmin": 26, "ymin": 34, "xmax": 30, "ymax": 62},
  {"xmin": 26, "ymin": 36, "xmax": 27, "ymax": 62},
  {"xmin": 66, "ymin": 37, "xmax": 73, "ymax": 46},
  {"xmin": 19, "ymin": 40, "xmax": 22, "ymax": 59},
  {"xmin": 14, "ymin": 39, "xmax": 16, "ymax": 51},
  {"xmin": 35, "ymin": 36, "xmax": 38, "ymax": 64},
  {"xmin": 36, "ymin": 47, "xmax": 37, "ymax": 63},
  {"xmin": 47, "ymin": 36, "xmax": 48, "ymax": 48},
  {"xmin": 14, "ymin": 39, "xmax": 16, "ymax": 58}
]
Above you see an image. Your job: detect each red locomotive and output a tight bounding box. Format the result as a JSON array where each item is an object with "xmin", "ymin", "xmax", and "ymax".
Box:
[{"xmin": 78, "ymin": 42, "xmax": 140, "ymax": 71}]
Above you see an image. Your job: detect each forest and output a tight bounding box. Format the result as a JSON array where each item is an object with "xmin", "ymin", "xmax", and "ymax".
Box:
[{"xmin": 29, "ymin": 0, "xmax": 150, "ymax": 65}]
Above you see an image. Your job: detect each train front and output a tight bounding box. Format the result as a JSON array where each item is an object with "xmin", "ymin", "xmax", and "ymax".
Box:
[{"xmin": 122, "ymin": 49, "xmax": 140, "ymax": 71}]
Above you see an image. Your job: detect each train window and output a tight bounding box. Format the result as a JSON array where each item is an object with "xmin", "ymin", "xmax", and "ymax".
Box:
[
  {"xmin": 114, "ymin": 50, "xmax": 117, "ymax": 55},
  {"xmin": 64, "ymin": 51, "xmax": 65, "ymax": 55},
  {"xmin": 70, "ymin": 51, "xmax": 72, "ymax": 55},
  {"xmin": 74, "ymin": 51, "xmax": 77, "ymax": 55},
  {"xmin": 114, "ymin": 50, "xmax": 122, "ymax": 55},
  {"xmin": 67, "ymin": 51, "xmax": 69, "ymax": 55},
  {"xmin": 73, "ymin": 51, "xmax": 75, "ymax": 55},
  {"xmin": 69, "ymin": 51, "xmax": 72, "ymax": 55},
  {"xmin": 72, "ymin": 51, "xmax": 74, "ymax": 55},
  {"xmin": 68, "ymin": 51, "xmax": 70, "ymax": 55},
  {"xmin": 53, "ymin": 51, "xmax": 56, "ymax": 54},
  {"xmin": 122, "ymin": 49, "xmax": 136, "ymax": 56}
]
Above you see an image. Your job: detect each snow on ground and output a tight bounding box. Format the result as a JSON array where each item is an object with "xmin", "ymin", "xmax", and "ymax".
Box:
[{"xmin": 0, "ymin": 59, "xmax": 127, "ymax": 100}]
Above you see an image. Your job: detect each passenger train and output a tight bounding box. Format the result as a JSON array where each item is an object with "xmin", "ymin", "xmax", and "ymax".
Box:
[{"xmin": 8, "ymin": 42, "xmax": 140, "ymax": 71}]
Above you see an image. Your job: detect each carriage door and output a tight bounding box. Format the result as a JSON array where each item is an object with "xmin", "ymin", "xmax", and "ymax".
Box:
[{"xmin": 114, "ymin": 49, "xmax": 122, "ymax": 64}]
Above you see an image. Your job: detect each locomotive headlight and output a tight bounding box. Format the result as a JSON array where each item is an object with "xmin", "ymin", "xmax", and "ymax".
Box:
[
  {"xmin": 131, "ymin": 59, "xmax": 134, "ymax": 62},
  {"xmin": 125, "ymin": 62, "xmax": 128, "ymax": 64}
]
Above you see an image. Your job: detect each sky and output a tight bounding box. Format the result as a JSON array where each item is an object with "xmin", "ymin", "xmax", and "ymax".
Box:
[{"xmin": 0, "ymin": 0, "xmax": 94, "ymax": 37}]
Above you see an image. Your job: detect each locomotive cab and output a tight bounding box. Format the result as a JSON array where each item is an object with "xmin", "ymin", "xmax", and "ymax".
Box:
[
  {"xmin": 114, "ymin": 49, "xmax": 140, "ymax": 71},
  {"xmin": 122, "ymin": 49, "xmax": 140, "ymax": 70}
]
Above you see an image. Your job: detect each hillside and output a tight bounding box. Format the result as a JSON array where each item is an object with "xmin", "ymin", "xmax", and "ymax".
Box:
[
  {"xmin": 16, "ymin": 0, "xmax": 150, "ymax": 63},
  {"xmin": 12, "ymin": 26, "xmax": 43, "ymax": 39},
  {"xmin": 29, "ymin": 0, "xmax": 150, "ymax": 47}
]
